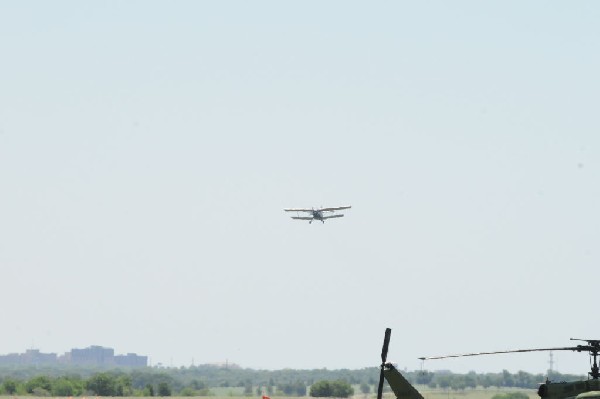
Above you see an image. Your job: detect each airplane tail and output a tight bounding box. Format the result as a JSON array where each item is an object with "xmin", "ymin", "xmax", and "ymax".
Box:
[{"xmin": 378, "ymin": 328, "xmax": 424, "ymax": 399}]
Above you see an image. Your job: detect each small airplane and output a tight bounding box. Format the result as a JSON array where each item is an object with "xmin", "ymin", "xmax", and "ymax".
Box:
[{"xmin": 283, "ymin": 205, "xmax": 351, "ymax": 224}]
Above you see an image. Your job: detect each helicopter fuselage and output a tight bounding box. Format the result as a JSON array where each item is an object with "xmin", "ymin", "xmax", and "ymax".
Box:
[{"xmin": 539, "ymin": 380, "xmax": 600, "ymax": 399}]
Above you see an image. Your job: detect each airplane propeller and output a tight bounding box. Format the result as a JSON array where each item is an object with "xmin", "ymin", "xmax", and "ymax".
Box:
[{"xmin": 377, "ymin": 328, "xmax": 392, "ymax": 399}]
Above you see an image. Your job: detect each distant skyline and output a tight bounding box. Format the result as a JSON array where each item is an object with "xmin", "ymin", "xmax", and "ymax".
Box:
[
  {"xmin": 0, "ymin": 345, "xmax": 147, "ymax": 367},
  {"xmin": 0, "ymin": 344, "xmax": 578, "ymax": 376},
  {"xmin": 1, "ymin": 1, "xmax": 599, "ymax": 376},
  {"xmin": 0, "ymin": 344, "xmax": 142, "ymax": 356}
]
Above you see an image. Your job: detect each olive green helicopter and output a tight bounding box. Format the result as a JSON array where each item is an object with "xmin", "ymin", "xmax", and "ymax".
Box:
[{"xmin": 377, "ymin": 328, "xmax": 600, "ymax": 399}]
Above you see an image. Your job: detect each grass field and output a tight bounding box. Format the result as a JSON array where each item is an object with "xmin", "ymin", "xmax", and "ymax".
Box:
[{"xmin": 414, "ymin": 387, "xmax": 536, "ymax": 399}]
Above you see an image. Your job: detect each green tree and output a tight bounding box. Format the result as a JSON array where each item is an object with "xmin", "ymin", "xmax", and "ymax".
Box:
[
  {"xmin": 179, "ymin": 387, "xmax": 197, "ymax": 396},
  {"xmin": 244, "ymin": 382, "xmax": 253, "ymax": 396},
  {"xmin": 437, "ymin": 376, "xmax": 451, "ymax": 390},
  {"xmin": 295, "ymin": 380, "xmax": 307, "ymax": 396},
  {"xmin": 464, "ymin": 372, "xmax": 477, "ymax": 389},
  {"xmin": 360, "ymin": 382, "xmax": 370, "ymax": 394},
  {"xmin": 191, "ymin": 379, "xmax": 207, "ymax": 390},
  {"xmin": 157, "ymin": 382, "xmax": 172, "ymax": 396},
  {"xmin": 502, "ymin": 370, "xmax": 515, "ymax": 387},
  {"xmin": 25, "ymin": 376, "xmax": 52, "ymax": 394},
  {"xmin": 481, "ymin": 374, "xmax": 494, "ymax": 388},
  {"xmin": 87, "ymin": 373, "xmax": 116, "ymax": 396},
  {"xmin": 450, "ymin": 377, "xmax": 466, "ymax": 391},
  {"xmin": 2, "ymin": 379, "xmax": 18, "ymax": 395},
  {"xmin": 310, "ymin": 380, "xmax": 332, "ymax": 397},
  {"xmin": 115, "ymin": 375, "xmax": 133, "ymax": 396},
  {"xmin": 32, "ymin": 387, "xmax": 51, "ymax": 396},
  {"xmin": 52, "ymin": 378, "xmax": 75, "ymax": 396},
  {"xmin": 330, "ymin": 380, "xmax": 353, "ymax": 398},
  {"xmin": 145, "ymin": 383, "xmax": 155, "ymax": 397},
  {"xmin": 310, "ymin": 380, "xmax": 353, "ymax": 398},
  {"xmin": 416, "ymin": 371, "xmax": 434, "ymax": 385}
]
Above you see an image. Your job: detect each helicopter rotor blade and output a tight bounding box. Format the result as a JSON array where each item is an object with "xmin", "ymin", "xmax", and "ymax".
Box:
[
  {"xmin": 419, "ymin": 346, "xmax": 582, "ymax": 361},
  {"xmin": 382, "ymin": 328, "xmax": 391, "ymax": 364},
  {"xmin": 378, "ymin": 328, "xmax": 392, "ymax": 399},
  {"xmin": 377, "ymin": 369, "xmax": 385, "ymax": 399}
]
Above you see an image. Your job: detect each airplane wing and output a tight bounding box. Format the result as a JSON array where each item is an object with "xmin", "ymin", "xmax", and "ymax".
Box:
[
  {"xmin": 319, "ymin": 205, "xmax": 351, "ymax": 212},
  {"xmin": 321, "ymin": 214, "xmax": 344, "ymax": 220},
  {"xmin": 284, "ymin": 208, "xmax": 313, "ymax": 212},
  {"xmin": 291, "ymin": 216, "xmax": 314, "ymax": 220}
]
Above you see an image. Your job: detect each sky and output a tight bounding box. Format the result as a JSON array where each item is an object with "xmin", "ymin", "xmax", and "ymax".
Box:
[{"xmin": 1, "ymin": 1, "xmax": 599, "ymax": 376}]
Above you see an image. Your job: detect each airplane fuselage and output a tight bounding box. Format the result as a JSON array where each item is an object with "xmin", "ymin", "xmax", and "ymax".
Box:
[{"xmin": 310, "ymin": 210, "xmax": 325, "ymax": 223}]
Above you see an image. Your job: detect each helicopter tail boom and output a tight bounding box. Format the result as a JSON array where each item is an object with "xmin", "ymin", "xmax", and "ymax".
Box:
[{"xmin": 383, "ymin": 363, "xmax": 424, "ymax": 399}]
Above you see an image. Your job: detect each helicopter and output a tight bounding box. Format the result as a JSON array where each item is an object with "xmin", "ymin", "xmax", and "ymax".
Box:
[{"xmin": 377, "ymin": 328, "xmax": 600, "ymax": 399}]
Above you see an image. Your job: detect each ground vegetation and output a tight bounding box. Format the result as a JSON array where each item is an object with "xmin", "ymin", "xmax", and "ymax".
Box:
[{"xmin": 0, "ymin": 366, "xmax": 584, "ymax": 397}]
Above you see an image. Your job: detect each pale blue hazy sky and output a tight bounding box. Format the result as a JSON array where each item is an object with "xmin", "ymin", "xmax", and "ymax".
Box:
[{"xmin": 1, "ymin": 1, "xmax": 599, "ymax": 375}]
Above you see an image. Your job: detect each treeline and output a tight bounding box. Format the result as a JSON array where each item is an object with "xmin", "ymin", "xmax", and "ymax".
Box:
[
  {"xmin": 409, "ymin": 370, "xmax": 584, "ymax": 390},
  {"xmin": 0, "ymin": 365, "xmax": 585, "ymax": 397}
]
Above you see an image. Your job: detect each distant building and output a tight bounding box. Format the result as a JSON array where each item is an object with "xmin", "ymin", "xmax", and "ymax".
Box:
[
  {"xmin": 0, "ymin": 346, "xmax": 147, "ymax": 367},
  {"xmin": 69, "ymin": 346, "xmax": 115, "ymax": 366},
  {"xmin": 0, "ymin": 350, "xmax": 57, "ymax": 365},
  {"xmin": 115, "ymin": 353, "xmax": 148, "ymax": 367},
  {"xmin": 0, "ymin": 353, "xmax": 25, "ymax": 365},
  {"xmin": 22, "ymin": 349, "xmax": 58, "ymax": 365}
]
